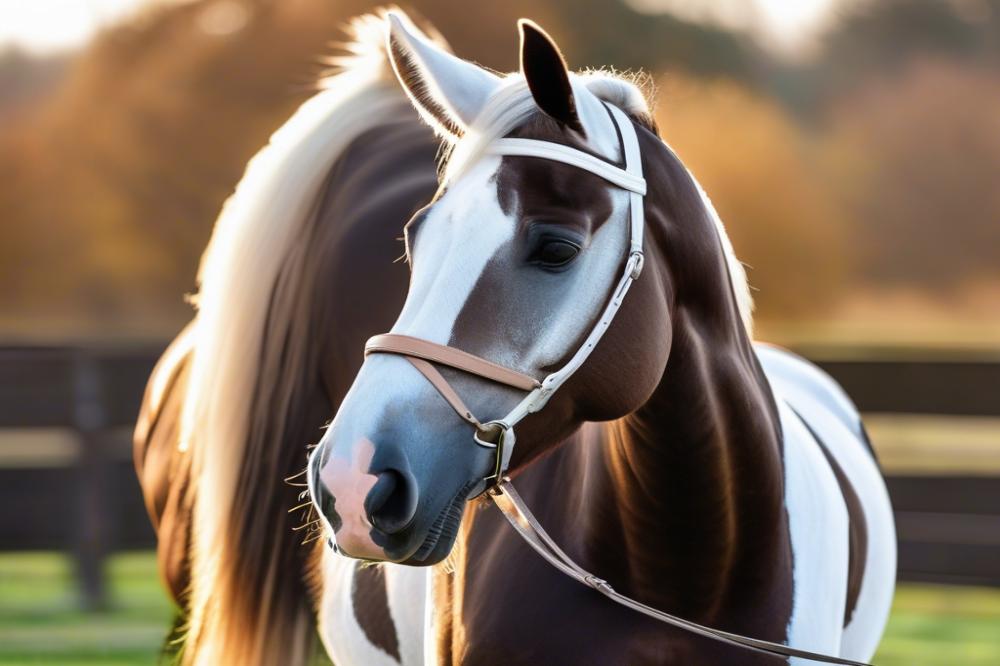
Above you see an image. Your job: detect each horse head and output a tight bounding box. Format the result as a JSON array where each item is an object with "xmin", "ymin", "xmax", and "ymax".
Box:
[{"xmin": 309, "ymin": 14, "xmax": 696, "ymax": 564}]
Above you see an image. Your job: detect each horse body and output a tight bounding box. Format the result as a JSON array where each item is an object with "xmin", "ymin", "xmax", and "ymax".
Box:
[
  {"xmin": 315, "ymin": 348, "xmax": 892, "ymax": 666},
  {"xmin": 136, "ymin": 11, "xmax": 895, "ymax": 666}
]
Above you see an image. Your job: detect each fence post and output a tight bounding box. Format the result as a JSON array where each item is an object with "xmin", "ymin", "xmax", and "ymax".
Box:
[{"xmin": 73, "ymin": 350, "xmax": 108, "ymax": 611}]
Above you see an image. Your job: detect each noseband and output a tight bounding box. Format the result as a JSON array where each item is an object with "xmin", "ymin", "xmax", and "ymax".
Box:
[{"xmin": 363, "ymin": 104, "xmax": 869, "ymax": 666}]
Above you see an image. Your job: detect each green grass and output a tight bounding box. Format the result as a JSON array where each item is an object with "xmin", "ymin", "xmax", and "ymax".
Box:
[
  {"xmin": 1, "ymin": 552, "xmax": 999, "ymax": 665},
  {"xmin": 0, "ymin": 552, "xmax": 173, "ymax": 665},
  {"xmin": 875, "ymin": 584, "xmax": 1000, "ymax": 666}
]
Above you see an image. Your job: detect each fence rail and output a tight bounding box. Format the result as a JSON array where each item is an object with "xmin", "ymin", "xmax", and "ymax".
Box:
[{"xmin": 1, "ymin": 345, "xmax": 999, "ymax": 606}]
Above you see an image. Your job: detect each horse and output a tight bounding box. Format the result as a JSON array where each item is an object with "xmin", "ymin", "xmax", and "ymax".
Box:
[{"xmin": 134, "ymin": 10, "xmax": 896, "ymax": 665}]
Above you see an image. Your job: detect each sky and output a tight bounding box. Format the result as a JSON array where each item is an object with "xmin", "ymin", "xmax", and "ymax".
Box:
[
  {"xmin": 0, "ymin": 0, "xmax": 168, "ymax": 54},
  {"xmin": 0, "ymin": 0, "xmax": 838, "ymax": 55}
]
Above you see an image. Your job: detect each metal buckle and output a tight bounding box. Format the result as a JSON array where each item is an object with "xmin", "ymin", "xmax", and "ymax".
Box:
[
  {"xmin": 474, "ymin": 420, "xmax": 512, "ymax": 489},
  {"xmin": 584, "ymin": 574, "xmax": 615, "ymax": 594},
  {"xmin": 628, "ymin": 251, "xmax": 644, "ymax": 280}
]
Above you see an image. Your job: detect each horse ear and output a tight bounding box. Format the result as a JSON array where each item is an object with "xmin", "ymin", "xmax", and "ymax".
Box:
[
  {"xmin": 385, "ymin": 11, "xmax": 501, "ymax": 137},
  {"xmin": 518, "ymin": 20, "xmax": 584, "ymax": 133}
]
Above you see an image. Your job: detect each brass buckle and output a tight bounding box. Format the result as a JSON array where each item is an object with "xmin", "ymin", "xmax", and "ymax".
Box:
[{"xmin": 474, "ymin": 420, "xmax": 512, "ymax": 490}]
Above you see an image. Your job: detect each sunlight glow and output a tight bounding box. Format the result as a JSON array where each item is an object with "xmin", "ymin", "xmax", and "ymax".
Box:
[
  {"xmin": 0, "ymin": 0, "xmax": 836, "ymax": 56},
  {"xmin": 628, "ymin": 0, "xmax": 836, "ymax": 53},
  {"xmin": 0, "ymin": 0, "xmax": 152, "ymax": 54}
]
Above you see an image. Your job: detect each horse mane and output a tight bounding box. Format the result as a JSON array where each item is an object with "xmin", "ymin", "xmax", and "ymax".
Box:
[
  {"xmin": 438, "ymin": 69, "xmax": 754, "ymax": 334},
  {"xmin": 177, "ymin": 11, "xmax": 415, "ymax": 664}
]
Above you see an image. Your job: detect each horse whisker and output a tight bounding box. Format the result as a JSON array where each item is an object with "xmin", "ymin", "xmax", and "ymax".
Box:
[
  {"xmin": 284, "ymin": 469, "xmax": 308, "ymax": 481},
  {"xmin": 301, "ymin": 531, "xmax": 324, "ymax": 546},
  {"xmin": 292, "ymin": 519, "xmax": 321, "ymax": 532}
]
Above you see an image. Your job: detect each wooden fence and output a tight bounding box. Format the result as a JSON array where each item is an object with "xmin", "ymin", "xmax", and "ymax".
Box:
[
  {"xmin": 0, "ymin": 346, "xmax": 158, "ymax": 609},
  {"xmin": 0, "ymin": 345, "xmax": 998, "ymax": 608}
]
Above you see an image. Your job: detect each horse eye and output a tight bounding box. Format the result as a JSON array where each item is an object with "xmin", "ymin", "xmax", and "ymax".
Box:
[{"xmin": 533, "ymin": 239, "xmax": 580, "ymax": 268}]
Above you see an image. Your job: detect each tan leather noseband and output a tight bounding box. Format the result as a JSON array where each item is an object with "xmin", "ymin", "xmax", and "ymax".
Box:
[{"xmin": 365, "ymin": 333, "xmax": 540, "ymax": 427}]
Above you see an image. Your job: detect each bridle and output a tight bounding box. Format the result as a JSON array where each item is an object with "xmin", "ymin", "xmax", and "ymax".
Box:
[
  {"xmin": 366, "ymin": 103, "xmax": 645, "ymax": 492},
  {"xmin": 363, "ymin": 104, "xmax": 871, "ymax": 666}
]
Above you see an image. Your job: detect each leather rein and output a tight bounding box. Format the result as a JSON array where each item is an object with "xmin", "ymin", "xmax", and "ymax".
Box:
[{"xmin": 364, "ymin": 104, "xmax": 871, "ymax": 666}]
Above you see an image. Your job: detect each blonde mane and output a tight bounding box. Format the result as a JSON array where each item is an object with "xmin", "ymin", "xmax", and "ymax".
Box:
[{"xmin": 178, "ymin": 14, "xmax": 413, "ymax": 664}]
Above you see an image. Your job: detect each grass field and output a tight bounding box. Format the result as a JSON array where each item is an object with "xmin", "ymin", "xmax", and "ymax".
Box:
[
  {"xmin": 2, "ymin": 552, "xmax": 999, "ymax": 665},
  {"xmin": 0, "ymin": 553, "xmax": 171, "ymax": 665}
]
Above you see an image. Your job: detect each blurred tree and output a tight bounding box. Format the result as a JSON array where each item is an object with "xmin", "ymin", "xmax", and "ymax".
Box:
[
  {"xmin": 0, "ymin": 0, "xmax": 998, "ymax": 339},
  {"xmin": 781, "ymin": 0, "xmax": 1000, "ymax": 112},
  {"xmin": 657, "ymin": 74, "xmax": 849, "ymax": 318},
  {"xmin": 822, "ymin": 58, "xmax": 1000, "ymax": 288},
  {"xmin": 0, "ymin": 0, "xmax": 773, "ymax": 337},
  {"xmin": 0, "ymin": 0, "xmax": 350, "ymax": 334},
  {"xmin": 821, "ymin": 0, "xmax": 1000, "ymax": 76},
  {"xmin": 0, "ymin": 48, "xmax": 68, "ymax": 121},
  {"xmin": 547, "ymin": 0, "xmax": 765, "ymax": 81}
]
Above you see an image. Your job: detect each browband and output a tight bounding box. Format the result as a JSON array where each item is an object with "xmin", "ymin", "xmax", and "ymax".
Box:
[{"xmin": 486, "ymin": 138, "xmax": 647, "ymax": 195}]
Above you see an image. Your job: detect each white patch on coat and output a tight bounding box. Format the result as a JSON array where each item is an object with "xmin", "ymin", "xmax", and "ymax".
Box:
[
  {"xmin": 440, "ymin": 76, "xmax": 755, "ymax": 337},
  {"xmin": 385, "ymin": 565, "xmax": 432, "ymax": 665},
  {"xmin": 389, "ymin": 77, "xmax": 630, "ymax": 372},
  {"xmin": 313, "ymin": 157, "xmax": 522, "ymax": 457},
  {"xmin": 317, "ymin": 551, "xmax": 430, "ymax": 666},
  {"xmin": 317, "ymin": 554, "xmax": 395, "ymax": 665},
  {"xmin": 775, "ymin": 397, "xmax": 850, "ymax": 660},
  {"xmin": 391, "ymin": 157, "xmax": 516, "ymax": 343},
  {"xmin": 758, "ymin": 345, "xmax": 896, "ymax": 661}
]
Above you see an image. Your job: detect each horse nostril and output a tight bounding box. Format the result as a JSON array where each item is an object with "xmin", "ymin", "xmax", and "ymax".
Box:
[{"xmin": 364, "ymin": 469, "xmax": 418, "ymax": 534}]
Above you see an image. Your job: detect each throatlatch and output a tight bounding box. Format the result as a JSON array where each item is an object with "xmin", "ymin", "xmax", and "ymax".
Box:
[{"xmin": 363, "ymin": 104, "xmax": 870, "ymax": 666}]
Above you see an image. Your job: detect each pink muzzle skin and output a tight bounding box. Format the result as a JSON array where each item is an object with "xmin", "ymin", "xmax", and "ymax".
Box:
[{"xmin": 317, "ymin": 436, "xmax": 387, "ymax": 560}]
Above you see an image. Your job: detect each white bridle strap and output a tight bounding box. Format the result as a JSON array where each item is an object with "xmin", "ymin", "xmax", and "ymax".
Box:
[
  {"xmin": 488, "ymin": 105, "xmax": 645, "ymax": 252},
  {"xmin": 489, "ymin": 105, "xmax": 645, "ymax": 468},
  {"xmin": 486, "ymin": 139, "xmax": 646, "ymax": 195}
]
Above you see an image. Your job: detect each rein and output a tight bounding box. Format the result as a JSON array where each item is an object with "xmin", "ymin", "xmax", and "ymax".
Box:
[{"xmin": 364, "ymin": 105, "xmax": 871, "ymax": 666}]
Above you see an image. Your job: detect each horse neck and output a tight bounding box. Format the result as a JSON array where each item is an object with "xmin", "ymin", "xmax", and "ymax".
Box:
[
  {"xmin": 588, "ymin": 162, "xmax": 788, "ymax": 620},
  {"xmin": 591, "ymin": 284, "xmax": 788, "ymax": 624}
]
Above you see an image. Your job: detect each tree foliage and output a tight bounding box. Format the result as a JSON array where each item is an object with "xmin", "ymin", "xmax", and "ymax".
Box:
[{"xmin": 0, "ymin": 0, "xmax": 997, "ymax": 337}]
